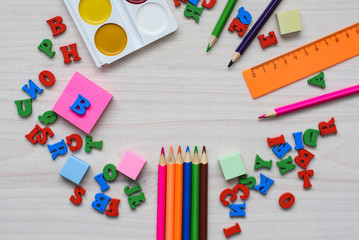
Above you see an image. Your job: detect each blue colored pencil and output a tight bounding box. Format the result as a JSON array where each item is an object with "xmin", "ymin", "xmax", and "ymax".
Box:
[{"xmin": 182, "ymin": 146, "xmax": 192, "ymax": 240}]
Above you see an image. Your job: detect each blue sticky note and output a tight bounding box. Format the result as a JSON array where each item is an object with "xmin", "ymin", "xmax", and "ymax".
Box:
[{"xmin": 60, "ymin": 155, "xmax": 90, "ymax": 184}]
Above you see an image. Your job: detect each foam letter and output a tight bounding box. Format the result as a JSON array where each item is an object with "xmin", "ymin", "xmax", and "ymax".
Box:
[
  {"xmin": 228, "ymin": 18, "xmax": 248, "ymax": 37},
  {"xmin": 46, "ymin": 16, "xmax": 67, "ymax": 36},
  {"xmin": 59, "ymin": 43, "xmax": 81, "ymax": 63},
  {"xmin": 298, "ymin": 169, "xmax": 314, "ymax": 188},
  {"xmin": 229, "ymin": 203, "xmax": 246, "ymax": 217},
  {"xmin": 258, "ymin": 31, "xmax": 278, "ymax": 49},
  {"xmin": 184, "ymin": 2, "xmax": 204, "ymax": 23},
  {"xmin": 272, "ymin": 142, "xmax": 292, "ymax": 159},
  {"xmin": 128, "ymin": 192, "xmax": 146, "ymax": 210},
  {"xmin": 236, "ymin": 7, "xmax": 252, "ymax": 25},
  {"xmin": 318, "ymin": 117, "xmax": 337, "ymax": 136},
  {"xmin": 94, "ymin": 173, "xmax": 110, "ymax": 192},
  {"xmin": 105, "ymin": 198, "xmax": 120, "ymax": 217},
  {"xmin": 14, "ymin": 99, "xmax": 32, "ymax": 117},
  {"xmin": 38, "ymin": 110, "xmax": 57, "ymax": 125},
  {"xmin": 103, "ymin": 163, "xmax": 117, "ymax": 181},
  {"xmin": 22, "ymin": 80, "xmax": 43, "ymax": 100},
  {"xmin": 253, "ymin": 173, "xmax": 274, "ymax": 195},
  {"xmin": 65, "ymin": 133, "xmax": 83, "ymax": 152},
  {"xmin": 276, "ymin": 156, "xmax": 296, "ymax": 175},
  {"xmin": 47, "ymin": 139, "xmax": 68, "ymax": 160},
  {"xmin": 38, "ymin": 39, "xmax": 55, "ymax": 58},
  {"xmin": 223, "ymin": 223, "xmax": 241, "ymax": 238},
  {"xmin": 294, "ymin": 149, "xmax": 315, "ymax": 169},
  {"xmin": 124, "ymin": 183, "xmax": 142, "ymax": 196},
  {"xmin": 238, "ymin": 174, "xmax": 256, "ymax": 189},
  {"xmin": 38, "ymin": 70, "xmax": 56, "ymax": 87},
  {"xmin": 232, "ymin": 184, "xmax": 249, "ymax": 200},
  {"xmin": 254, "ymin": 154, "xmax": 272, "ymax": 170},
  {"xmin": 85, "ymin": 136, "xmax": 103, "ymax": 152},
  {"xmin": 92, "ymin": 193, "xmax": 111, "ymax": 213},
  {"xmin": 267, "ymin": 135, "xmax": 285, "ymax": 147},
  {"xmin": 220, "ymin": 188, "xmax": 237, "ymax": 206},
  {"xmin": 70, "ymin": 186, "xmax": 86, "ymax": 205},
  {"xmin": 303, "ymin": 129, "xmax": 320, "ymax": 147},
  {"xmin": 202, "ymin": 0, "xmax": 216, "ymax": 8},
  {"xmin": 25, "ymin": 124, "xmax": 54, "ymax": 144},
  {"xmin": 292, "ymin": 132, "xmax": 304, "ymax": 150}
]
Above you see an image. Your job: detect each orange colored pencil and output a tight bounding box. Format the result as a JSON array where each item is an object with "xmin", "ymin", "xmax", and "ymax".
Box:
[
  {"xmin": 174, "ymin": 146, "xmax": 183, "ymax": 240},
  {"xmin": 165, "ymin": 146, "xmax": 175, "ymax": 240}
]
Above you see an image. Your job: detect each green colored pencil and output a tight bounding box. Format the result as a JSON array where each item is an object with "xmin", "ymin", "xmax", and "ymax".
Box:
[
  {"xmin": 207, "ymin": 0, "xmax": 238, "ymax": 52},
  {"xmin": 191, "ymin": 146, "xmax": 200, "ymax": 240}
]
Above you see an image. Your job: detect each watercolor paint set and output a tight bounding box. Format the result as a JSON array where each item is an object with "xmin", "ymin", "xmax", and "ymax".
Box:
[{"xmin": 64, "ymin": 0, "xmax": 178, "ymax": 67}]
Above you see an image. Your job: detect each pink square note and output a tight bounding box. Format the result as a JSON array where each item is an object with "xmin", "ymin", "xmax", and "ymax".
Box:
[
  {"xmin": 117, "ymin": 150, "xmax": 146, "ymax": 180},
  {"xmin": 53, "ymin": 72, "xmax": 112, "ymax": 134}
]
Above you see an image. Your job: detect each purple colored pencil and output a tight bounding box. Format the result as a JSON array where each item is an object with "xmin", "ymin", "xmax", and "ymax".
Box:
[{"xmin": 228, "ymin": 0, "xmax": 282, "ymax": 67}]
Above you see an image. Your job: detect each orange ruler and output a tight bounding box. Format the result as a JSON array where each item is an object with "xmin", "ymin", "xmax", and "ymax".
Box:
[{"xmin": 242, "ymin": 22, "xmax": 359, "ymax": 98}]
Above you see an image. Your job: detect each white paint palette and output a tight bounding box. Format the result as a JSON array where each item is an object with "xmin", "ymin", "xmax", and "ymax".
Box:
[{"xmin": 64, "ymin": 0, "xmax": 178, "ymax": 67}]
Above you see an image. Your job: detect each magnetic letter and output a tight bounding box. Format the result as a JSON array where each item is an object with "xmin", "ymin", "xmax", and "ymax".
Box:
[
  {"xmin": 276, "ymin": 156, "xmax": 296, "ymax": 175},
  {"xmin": 220, "ymin": 188, "xmax": 237, "ymax": 206},
  {"xmin": 38, "ymin": 110, "xmax": 57, "ymax": 125},
  {"xmin": 279, "ymin": 192, "xmax": 295, "ymax": 209},
  {"xmin": 22, "ymin": 80, "xmax": 43, "ymax": 100},
  {"xmin": 38, "ymin": 39, "xmax": 55, "ymax": 58},
  {"xmin": 267, "ymin": 135, "xmax": 285, "ymax": 147},
  {"xmin": 59, "ymin": 43, "xmax": 81, "ymax": 63},
  {"xmin": 94, "ymin": 173, "xmax": 110, "ymax": 192},
  {"xmin": 128, "ymin": 192, "xmax": 146, "ymax": 210},
  {"xmin": 236, "ymin": 7, "xmax": 252, "ymax": 25},
  {"xmin": 103, "ymin": 163, "xmax": 117, "ymax": 181},
  {"xmin": 232, "ymin": 183, "xmax": 249, "ymax": 200},
  {"xmin": 85, "ymin": 136, "xmax": 103, "ymax": 152},
  {"xmin": 254, "ymin": 154, "xmax": 272, "ymax": 170},
  {"xmin": 70, "ymin": 94, "xmax": 90, "ymax": 115},
  {"xmin": 47, "ymin": 139, "xmax": 68, "ymax": 160},
  {"xmin": 258, "ymin": 31, "xmax": 278, "ymax": 49},
  {"xmin": 70, "ymin": 186, "xmax": 86, "ymax": 205},
  {"xmin": 272, "ymin": 142, "xmax": 292, "ymax": 159},
  {"xmin": 303, "ymin": 129, "xmax": 320, "ymax": 147},
  {"xmin": 65, "ymin": 133, "xmax": 83, "ymax": 152},
  {"xmin": 229, "ymin": 203, "xmax": 246, "ymax": 218},
  {"xmin": 238, "ymin": 174, "xmax": 256, "ymax": 189},
  {"xmin": 253, "ymin": 173, "xmax": 274, "ymax": 195},
  {"xmin": 318, "ymin": 117, "xmax": 337, "ymax": 136},
  {"xmin": 228, "ymin": 18, "xmax": 248, "ymax": 37},
  {"xmin": 46, "ymin": 16, "xmax": 67, "ymax": 36},
  {"xmin": 202, "ymin": 0, "xmax": 216, "ymax": 8},
  {"xmin": 184, "ymin": 2, "xmax": 204, "ymax": 23},
  {"xmin": 14, "ymin": 99, "xmax": 32, "ymax": 117},
  {"xmin": 298, "ymin": 169, "xmax": 314, "ymax": 188},
  {"xmin": 294, "ymin": 149, "xmax": 315, "ymax": 169},
  {"xmin": 38, "ymin": 70, "xmax": 56, "ymax": 87},
  {"xmin": 124, "ymin": 183, "xmax": 142, "ymax": 196},
  {"xmin": 223, "ymin": 223, "xmax": 241, "ymax": 238},
  {"xmin": 105, "ymin": 198, "xmax": 120, "ymax": 217},
  {"xmin": 292, "ymin": 132, "xmax": 304, "ymax": 150},
  {"xmin": 92, "ymin": 193, "xmax": 111, "ymax": 213}
]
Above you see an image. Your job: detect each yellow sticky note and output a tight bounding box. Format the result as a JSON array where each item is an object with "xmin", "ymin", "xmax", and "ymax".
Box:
[{"xmin": 276, "ymin": 9, "xmax": 302, "ymax": 35}]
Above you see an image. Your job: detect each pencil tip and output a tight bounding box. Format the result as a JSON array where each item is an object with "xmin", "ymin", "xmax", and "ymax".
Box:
[
  {"xmin": 194, "ymin": 146, "xmax": 198, "ymax": 154},
  {"xmin": 169, "ymin": 145, "xmax": 173, "ymax": 154},
  {"xmin": 228, "ymin": 60, "xmax": 233, "ymax": 68},
  {"xmin": 258, "ymin": 114, "xmax": 266, "ymax": 119},
  {"xmin": 178, "ymin": 146, "xmax": 182, "ymax": 154},
  {"xmin": 202, "ymin": 146, "xmax": 206, "ymax": 153},
  {"xmin": 186, "ymin": 146, "xmax": 190, "ymax": 153},
  {"xmin": 206, "ymin": 44, "xmax": 211, "ymax": 52},
  {"xmin": 161, "ymin": 147, "xmax": 165, "ymax": 156}
]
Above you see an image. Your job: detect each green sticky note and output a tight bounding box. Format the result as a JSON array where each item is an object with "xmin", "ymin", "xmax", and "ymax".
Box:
[
  {"xmin": 276, "ymin": 9, "xmax": 302, "ymax": 35},
  {"xmin": 219, "ymin": 152, "xmax": 247, "ymax": 181}
]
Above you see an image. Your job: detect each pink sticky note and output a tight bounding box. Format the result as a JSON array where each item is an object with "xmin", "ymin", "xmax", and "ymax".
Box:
[
  {"xmin": 117, "ymin": 150, "xmax": 146, "ymax": 180},
  {"xmin": 53, "ymin": 72, "xmax": 112, "ymax": 134}
]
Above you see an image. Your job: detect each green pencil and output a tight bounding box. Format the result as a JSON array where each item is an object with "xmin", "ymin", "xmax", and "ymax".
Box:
[
  {"xmin": 191, "ymin": 146, "xmax": 200, "ymax": 240},
  {"xmin": 207, "ymin": 0, "xmax": 238, "ymax": 52}
]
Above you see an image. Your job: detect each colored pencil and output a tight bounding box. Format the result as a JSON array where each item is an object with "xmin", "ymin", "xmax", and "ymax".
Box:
[
  {"xmin": 259, "ymin": 84, "xmax": 359, "ymax": 119},
  {"xmin": 182, "ymin": 146, "xmax": 192, "ymax": 240},
  {"xmin": 191, "ymin": 146, "xmax": 200, "ymax": 240},
  {"xmin": 228, "ymin": 0, "xmax": 282, "ymax": 67},
  {"xmin": 157, "ymin": 147, "xmax": 167, "ymax": 240},
  {"xmin": 207, "ymin": 0, "xmax": 238, "ymax": 52},
  {"xmin": 199, "ymin": 146, "xmax": 208, "ymax": 240},
  {"xmin": 174, "ymin": 146, "xmax": 183, "ymax": 240},
  {"xmin": 165, "ymin": 146, "xmax": 175, "ymax": 240}
]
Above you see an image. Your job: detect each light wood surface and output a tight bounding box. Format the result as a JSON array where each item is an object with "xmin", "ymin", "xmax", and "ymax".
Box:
[{"xmin": 1, "ymin": 0, "xmax": 359, "ymax": 239}]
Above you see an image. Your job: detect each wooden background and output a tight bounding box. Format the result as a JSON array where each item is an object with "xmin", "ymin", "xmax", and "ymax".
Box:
[{"xmin": 0, "ymin": 0, "xmax": 359, "ymax": 239}]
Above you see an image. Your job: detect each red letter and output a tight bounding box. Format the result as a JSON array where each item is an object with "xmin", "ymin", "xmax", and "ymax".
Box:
[
  {"xmin": 258, "ymin": 31, "xmax": 278, "ymax": 49},
  {"xmin": 46, "ymin": 16, "xmax": 67, "ymax": 36},
  {"xmin": 25, "ymin": 124, "xmax": 54, "ymax": 144},
  {"xmin": 202, "ymin": 0, "xmax": 216, "ymax": 8},
  {"xmin": 105, "ymin": 198, "xmax": 120, "ymax": 216},
  {"xmin": 232, "ymin": 183, "xmax": 250, "ymax": 200},
  {"xmin": 228, "ymin": 18, "xmax": 248, "ymax": 37},
  {"xmin": 223, "ymin": 223, "xmax": 241, "ymax": 238},
  {"xmin": 59, "ymin": 43, "xmax": 81, "ymax": 63},
  {"xmin": 66, "ymin": 134, "xmax": 83, "ymax": 152},
  {"xmin": 318, "ymin": 117, "xmax": 337, "ymax": 136},
  {"xmin": 70, "ymin": 186, "xmax": 86, "ymax": 205},
  {"xmin": 38, "ymin": 70, "xmax": 56, "ymax": 87},
  {"xmin": 294, "ymin": 149, "xmax": 315, "ymax": 169},
  {"xmin": 298, "ymin": 169, "xmax": 314, "ymax": 188},
  {"xmin": 220, "ymin": 188, "xmax": 237, "ymax": 206}
]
